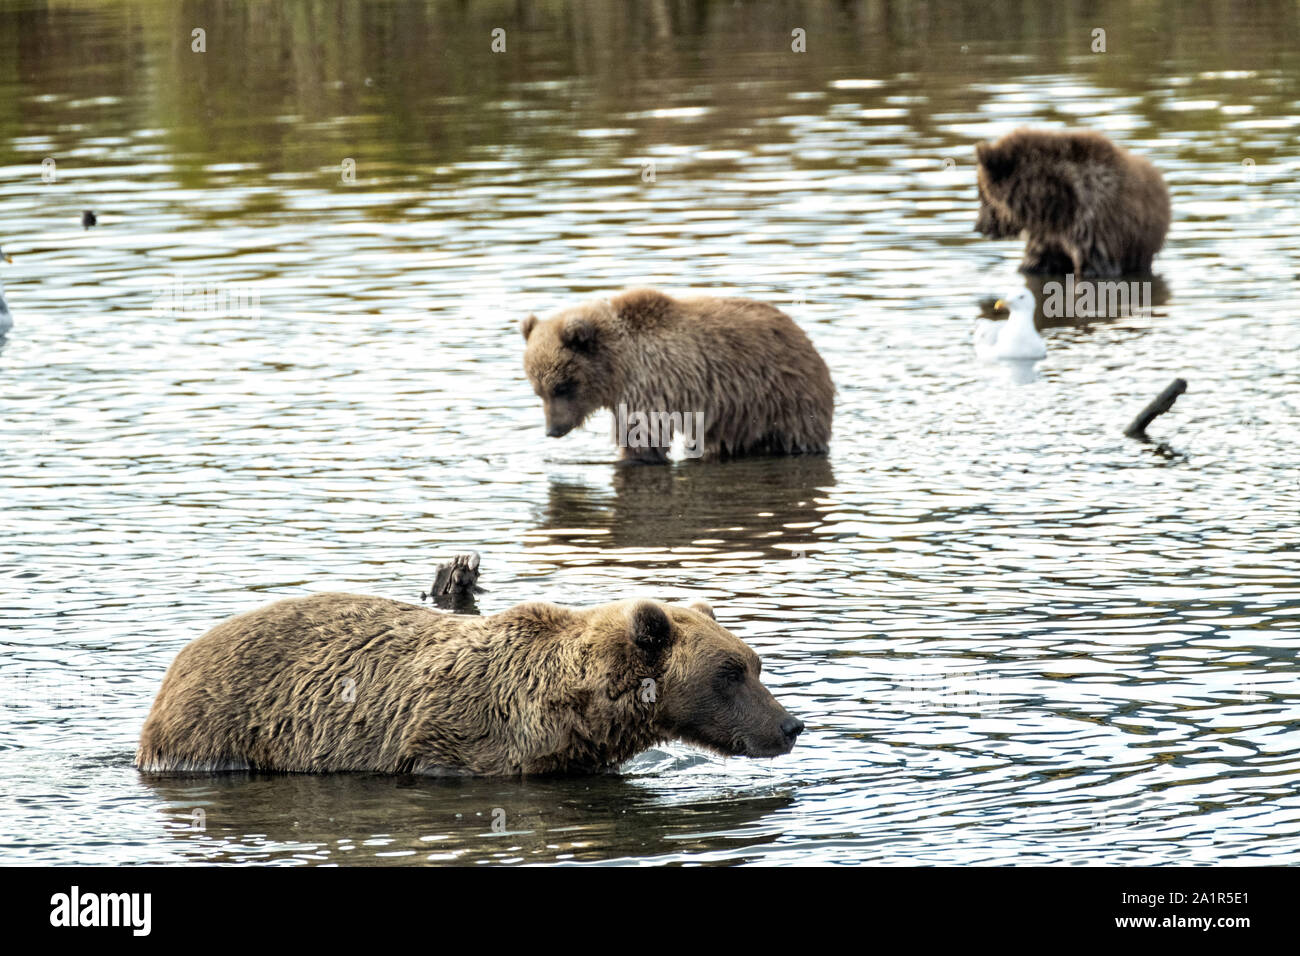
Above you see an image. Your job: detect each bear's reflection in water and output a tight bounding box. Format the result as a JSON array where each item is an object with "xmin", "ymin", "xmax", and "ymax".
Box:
[
  {"xmin": 533, "ymin": 456, "xmax": 836, "ymax": 565},
  {"xmin": 139, "ymin": 769, "xmax": 795, "ymax": 865},
  {"xmin": 980, "ymin": 273, "xmax": 1171, "ymax": 330}
]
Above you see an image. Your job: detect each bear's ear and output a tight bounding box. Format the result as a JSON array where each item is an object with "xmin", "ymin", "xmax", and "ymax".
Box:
[
  {"xmin": 629, "ymin": 601, "xmax": 673, "ymax": 653},
  {"xmin": 521, "ymin": 314, "xmax": 538, "ymax": 341},
  {"xmin": 689, "ymin": 601, "xmax": 715, "ymax": 620},
  {"xmin": 977, "ymin": 142, "xmax": 1016, "ymax": 183},
  {"xmin": 560, "ymin": 316, "xmax": 598, "ymax": 353}
]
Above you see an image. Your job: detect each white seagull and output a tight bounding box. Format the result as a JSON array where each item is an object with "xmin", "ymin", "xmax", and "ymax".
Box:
[{"xmin": 974, "ymin": 287, "xmax": 1046, "ymax": 361}]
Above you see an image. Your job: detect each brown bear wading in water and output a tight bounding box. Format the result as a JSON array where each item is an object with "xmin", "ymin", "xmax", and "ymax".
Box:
[
  {"xmin": 975, "ymin": 128, "xmax": 1170, "ymax": 278},
  {"xmin": 520, "ymin": 288, "xmax": 834, "ymax": 463},
  {"xmin": 135, "ymin": 592, "xmax": 803, "ymax": 776}
]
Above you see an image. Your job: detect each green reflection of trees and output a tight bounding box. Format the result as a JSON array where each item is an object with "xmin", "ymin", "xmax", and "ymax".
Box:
[{"xmin": 0, "ymin": 0, "xmax": 1295, "ymax": 194}]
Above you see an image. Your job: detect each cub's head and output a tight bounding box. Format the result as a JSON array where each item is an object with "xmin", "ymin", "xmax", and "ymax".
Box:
[
  {"xmin": 520, "ymin": 300, "xmax": 619, "ymax": 438},
  {"xmin": 975, "ymin": 139, "xmax": 1023, "ymax": 239},
  {"xmin": 976, "ymin": 129, "xmax": 1082, "ymax": 237},
  {"xmin": 612, "ymin": 600, "xmax": 804, "ymax": 760}
]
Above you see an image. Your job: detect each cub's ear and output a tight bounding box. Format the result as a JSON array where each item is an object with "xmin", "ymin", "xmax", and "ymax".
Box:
[
  {"xmin": 629, "ymin": 601, "xmax": 673, "ymax": 653},
  {"xmin": 560, "ymin": 315, "xmax": 598, "ymax": 353},
  {"xmin": 521, "ymin": 314, "xmax": 538, "ymax": 341},
  {"xmin": 689, "ymin": 601, "xmax": 715, "ymax": 620},
  {"xmin": 976, "ymin": 142, "xmax": 1015, "ymax": 183}
]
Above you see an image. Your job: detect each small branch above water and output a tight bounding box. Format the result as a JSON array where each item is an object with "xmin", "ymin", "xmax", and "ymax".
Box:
[{"xmin": 1125, "ymin": 378, "xmax": 1188, "ymax": 440}]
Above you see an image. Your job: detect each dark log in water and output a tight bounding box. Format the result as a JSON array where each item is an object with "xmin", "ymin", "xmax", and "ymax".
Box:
[{"xmin": 1125, "ymin": 378, "xmax": 1188, "ymax": 439}]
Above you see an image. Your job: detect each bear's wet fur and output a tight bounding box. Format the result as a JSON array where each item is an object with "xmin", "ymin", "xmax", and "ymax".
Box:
[
  {"xmin": 521, "ymin": 288, "xmax": 834, "ymax": 462},
  {"xmin": 135, "ymin": 592, "xmax": 803, "ymax": 776},
  {"xmin": 975, "ymin": 128, "xmax": 1170, "ymax": 278}
]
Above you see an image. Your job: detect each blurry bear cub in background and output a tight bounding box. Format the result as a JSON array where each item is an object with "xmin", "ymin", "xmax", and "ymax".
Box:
[{"xmin": 975, "ymin": 127, "xmax": 1170, "ymax": 278}]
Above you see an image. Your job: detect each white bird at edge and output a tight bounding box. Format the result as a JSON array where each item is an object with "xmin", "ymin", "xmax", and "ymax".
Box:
[
  {"xmin": 0, "ymin": 246, "xmax": 13, "ymax": 338},
  {"xmin": 974, "ymin": 286, "xmax": 1046, "ymax": 361}
]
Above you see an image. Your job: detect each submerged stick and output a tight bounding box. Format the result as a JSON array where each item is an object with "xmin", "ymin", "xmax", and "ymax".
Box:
[{"xmin": 1125, "ymin": 378, "xmax": 1187, "ymax": 439}]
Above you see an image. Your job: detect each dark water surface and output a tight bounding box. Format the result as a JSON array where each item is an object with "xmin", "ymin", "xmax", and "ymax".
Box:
[{"xmin": 1, "ymin": 0, "xmax": 1298, "ymax": 865}]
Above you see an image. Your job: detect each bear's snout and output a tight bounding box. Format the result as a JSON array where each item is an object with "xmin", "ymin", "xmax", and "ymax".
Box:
[
  {"xmin": 976, "ymin": 205, "xmax": 1016, "ymax": 240},
  {"xmin": 737, "ymin": 703, "xmax": 805, "ymax": 759},
  {"xmin": 781, "ymin": 716, "xmax": 805, "ymax": 747},
  {"xmin": 752, "ymin": 712, "xmax": 803, "ymax": 757},
  {"xmin": 542, "ymin": 398, "xmax": 586, "ymax": 438}
]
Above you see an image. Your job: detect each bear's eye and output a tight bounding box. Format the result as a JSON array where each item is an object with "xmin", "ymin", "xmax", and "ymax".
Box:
[
  {"xmin": 721, "ymin": 662, "xmax": 746, "ymax": 684},
  {"xmin": 552, "ymin": 381, "xmax": 576, "ymax": 400}
]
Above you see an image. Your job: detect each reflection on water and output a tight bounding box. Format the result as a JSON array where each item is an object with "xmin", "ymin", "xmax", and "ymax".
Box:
[
  {"xmin": 1, "ymin": 0, "xmax": 1299, "ymax": 865},
  {"xmin": 533, "ymin": 457, "xmax": 836, "ymax": 562},
  {"xmin": 983, "ymin": 274, "xmax": 1173, "ymax": 328},
  {"xmin": 983, "ymin": 357, "xmax": 1041, "ymax": 386},
  {"xmin": 139, "ymin": 765, "xmax": 798, "ymax": 866}
]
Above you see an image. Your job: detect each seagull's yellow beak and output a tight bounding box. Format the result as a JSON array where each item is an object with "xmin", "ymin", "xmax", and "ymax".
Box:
[
  {"xmin": 993, "ymin": 298, "xmax": 1006, "ymax": 311},
  {"xmin": 2, "ymin": 254, "xmax": 11, "ymax": 264}
]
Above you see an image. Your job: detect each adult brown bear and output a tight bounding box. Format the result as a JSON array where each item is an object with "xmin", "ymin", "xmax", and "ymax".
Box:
[
  {"xmin": 136, "ymin": 585, "xmax": 803, "ymax": 777},
  {"xmin": 975, "ymin": 128, "xmax": 1170, "ymax": 277}
]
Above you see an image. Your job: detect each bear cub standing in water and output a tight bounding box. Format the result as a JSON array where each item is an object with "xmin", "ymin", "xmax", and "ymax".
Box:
[
  {"xmin": 521, "ymin": 288, "xmax": 834, "ymax": 462},
  {"xmin": 136, "ymin": 582, "xmax": 803, "ymax": 776},
  {"xmin": 975, "ymin": 127, "xmax": 1170, "ymax": 277}
]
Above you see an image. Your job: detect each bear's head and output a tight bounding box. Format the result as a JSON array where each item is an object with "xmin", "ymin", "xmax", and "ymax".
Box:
[
  {"xmin": 974, "ymin": 140, "xmax": 1023, "ymax": 239},
  {"xmin": 608, "ymin": 600, "xmax": 804, "ymax": 760},
  {"xmin": 976, "ymin": 130, "xmax": 1081, "ymax": 238},
  {"xmin": 521, "ymin": 301, "xmax": 619, "ymax": 438}
]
